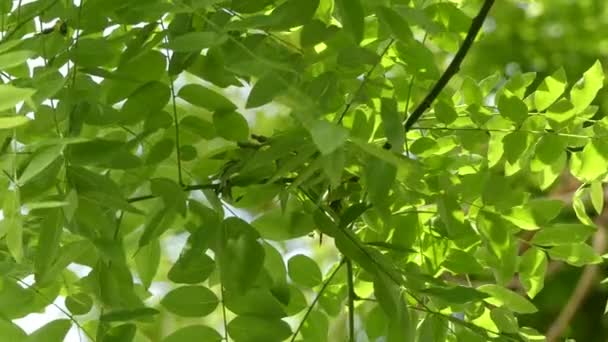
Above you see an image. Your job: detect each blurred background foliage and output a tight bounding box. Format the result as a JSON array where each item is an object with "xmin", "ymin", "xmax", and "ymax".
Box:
[
  {"xmin": 464, "ymin": 1, "xmax": 608, "ymax": 340},
  {"xmin": 465, "ymin": 0, "xmax": 608, "ymax": 110}
]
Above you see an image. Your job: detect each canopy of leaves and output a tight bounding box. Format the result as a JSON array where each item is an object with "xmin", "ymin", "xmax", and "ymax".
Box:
[{"xmin": 0, "ymin": 0, "xmax": 606, "ymax": 341}]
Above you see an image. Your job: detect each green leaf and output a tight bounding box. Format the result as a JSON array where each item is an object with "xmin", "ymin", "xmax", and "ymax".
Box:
[
  {"xmin": 380, "ymin": 98, "xmax": 405, "ymax": 153},
  {"xmin": 161, "ymin": 286, "xmax": 218, "ymax": 317},
  {"xmin": 100, "ymin": 307, "xmax": 160, "ymax": 322},
  {"xmin": 18, "ymin": 144, "xmax": 63, "ymax": 186},
  {"xmin": 545, "ymin": 98, "xmax": 576, "ymax": 129},
  {"xmin": 309, "ymin": 119, "xmax": 349, "ymax": 155},
  {"xmin": 121, "ymin": 81, "xmax": 171, "ymax": 124},
  {"xmin": 0, "ymin": 115, "xmax": 30, "ymax": 129},
  {"xmin": 534, "ymin": 133, "xmax": 565, "ymax": 165},
  {"xmin": 0, "ymin": 85, "xmax": 35, "ymax": 111},
  {"xmin": 434, "ymin": 100, "xmax": 458, "ymax": 125},
  {"xmin": 477, "ymin": 284, "xmax": 538, "ymax": 314},
  {"xmin": 570, "ymin": 60, "xmax": 604, "ymax": 112},
  {"xmin": 219, "ymin": 218, "xmax": 265, "ymax": 294},
  {"xmin": 301, "ymin": 310, "xmax": 329, "ymax": 342},
  {"xmin": 335, "ymin": 0, "xmax": 364, "ymax": 44},
  {"xmin": 364, "ymin": 157, "xmax": 396, "ymax": 213},
  {"xmin": 65, "ymin": 292, "xmax": 93, "ymax": 315},
  {"xmin": 37, "ymin": 240, "xmax": 92, "ymax": 285},
  {"xmin": 227, "ymin": 316, "xmax": 292, "ymax": 342},
  {"xmin": 71, "ymin": 38, "xmax": 116, "ymax": 67},
  {"xmin": 287, "ymin": 254, "xmax": 322, "ymax": 287},
  {"xmin": 3, "ymin": 189, "xmax": 23, "ymax": 262},
  {"xmin": 395, "ymin": 39, "xmax": 439, "ymax": 79},
  {"xmin": 533, "ymin": 67, "xmax": 567, "ymax": 111},
  {"xmin": 377, "ymin": 6, "xmax": 413, "ymax": 43},
  {"xmin": 138, "ymin": 206, "xmax": 177, "ymax": 248},
  {"xmin": 135, "ymin": 240, "xmax": 160, "ymax": 289},
  {"xmin": 27, "ymin": 319, "xmax": 71, "ymax": 342},
  {"xmin": 417, "ymin": 315, "xmax": 448, "ymax": 342},
  {"xmin": 476, "ymin": 212, "xmax": 518, "ymax": 285},
  {"xmin": 151, "ymin": 177, "xmax": 187, "ymax": 216},
  {"xmin": 252, "ymin": 207, "xmax": 316, "ymax": 240},
  {"xmin": 0, "ymin": 50, "xmax": 35, "ymax": 70},
  {"xmin": 213, "ymin": 111, "xmax": 249, "ymax": 141},
  {"xmin": 548, "ymin": 243, "xmax": 603, "ymax": 266},
  {"xmin": 0, "ymin": 318, "xmax": 26, "ymax": 342},
  {"xmin": 178, "ymin": 84, "xmax": 237, "ymax": 112},
  {"xmin": 441, "ymin": 248, "xmax": 485, "ymax": 275},
  {"xmin": 591, "ymin": 181, "xmax": 604, "ymax": 215},
  {"xmin": 162, "ymin": 325, "xmax": 222, "ymax": 342},
  {"xmin": 502, "ymin": 131, "xmax": 528, "ymax": 164},
  {"xmin": 573, "ymin": 186, "xmax": 595, "ymax": 226},
  {"xmin": 519, "ymin": 247, "xmax": 546, "ymax": 298},
  {"xmin": 373, "ymin": 273, "xmax": 410, "ymax": 342},
  {"xmin": 437, "ymin": 194, "xmax": 476, "ymax": 246},
  {"xmin": 246, "ymin": 73, "xmax": 284, "ymax": 108},
  {"xmin": 570, "ymin": 140, "xmax": 608, "ymax": 182},
  {"xmin": 490, "ymin": 307, "xmax": 519, "ymax": 334},
  {"xmin": 34, "ymin": 208, "xmax": 63, "ymax": 286},
  {"xmin": 461, "ymin": 76, "xmax": 483, "ymax": 105},
  {"xmin": 531, "ymin": 224, "xmax": 595, "ymax": 246},
  {"xmin": 421, "ymin": 286, "xmax": 488, "ymax": 305},
  {"xmin": 101, "ymin": 324, "xmax": 136, "ymax": 342},
  {"xmin": 498, "ymin": 93, "xmax": 528, "ymax": 124},
  {"xmin": 224, "ymin": 287, "xmax": 288, "ymax": 318},
  {"xmin": 268, "ymin": 0, "xmax": 320, "ymax": 30},
  {"xmin": 145, "ymin": 138, "xmax": 175, "ymax": 165},
  {"xmin": 168, "ymin": 247, "xmax": 216, "ymax": 284},
  {"xmin": 166, "ymin": 32, "xmax": 226, "ymax": 52}
]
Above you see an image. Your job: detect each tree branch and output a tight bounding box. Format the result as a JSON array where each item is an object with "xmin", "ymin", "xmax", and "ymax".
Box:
[
  {"xmin": 545, "ymin": 223, "xmax": 608, "ymax": 341},
  {"xmin": 346, "ymin": 259, "xmax": 356, "ymax": 342},
  {"xmin": 403, "ymin": 0, "xmax": 495, "ymax": 132}
]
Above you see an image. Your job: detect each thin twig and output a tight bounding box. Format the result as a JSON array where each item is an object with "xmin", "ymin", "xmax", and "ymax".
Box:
[
  {"xmin": 159, "ymin": 20, "xmax": 184, "ymax": 186},
  {"xmin": 290, "ymin": 259, "xmax": 346, "ymax": 342},
  {"xmin": 403, "ymin": 0, "xmax": 495, "ymax": 132},
  {"xmin": 220, "ymin": 278, "xmax": 229, "ymax": 342},
  {"xmin": 346, "ymin": 259, "xmax": 356, "ymax": 342}
]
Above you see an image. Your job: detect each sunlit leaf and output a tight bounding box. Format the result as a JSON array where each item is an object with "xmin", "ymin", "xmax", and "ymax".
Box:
[
  {"xmin": 570, "ymin": 60, "xmax": 604, "ymax": 112},
  {"xmin": 519, "ymin": 247, "xmax": 546, "ymax": 298},
  {"xmin": 288, "ymin": 254, "xmax": 322, "ymax": 287},
  {"xmin": 477, "ymin": 285, "xmax": 537, "ymax": 314}
]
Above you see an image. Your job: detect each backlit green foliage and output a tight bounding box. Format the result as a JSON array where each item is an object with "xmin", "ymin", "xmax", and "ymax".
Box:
[{"xmin": 0, "ymin": 0, "xmax": 605, "ymax": 341}]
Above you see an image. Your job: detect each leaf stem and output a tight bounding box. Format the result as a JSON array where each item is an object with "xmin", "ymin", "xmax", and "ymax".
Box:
[
  {"xmin": 403, "ymin": 0, "xmax": 496, "ymax": 132},
  {"xmin": 159, "ymin": 20, "xmax": 184, "ymax": 187},
  {"xmin": 346, "ymin": 259, "xmax": 356, "ymax": 342}
]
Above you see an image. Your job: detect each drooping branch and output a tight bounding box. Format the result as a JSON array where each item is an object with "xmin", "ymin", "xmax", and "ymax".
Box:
[{"xmin": 403, "ymin": 0, "xmax": 495, "ymax": 132}]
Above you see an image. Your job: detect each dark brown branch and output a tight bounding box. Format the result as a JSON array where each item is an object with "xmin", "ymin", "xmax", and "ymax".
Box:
[{"xmin": 403, "ymin": 0, "xmax": 495, "ymax": 132}]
